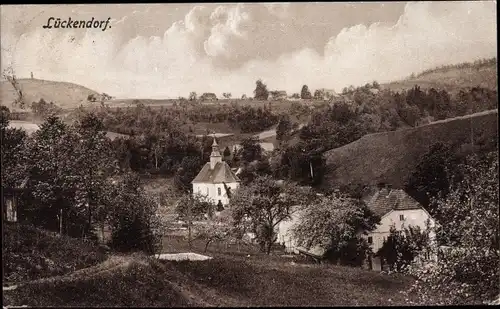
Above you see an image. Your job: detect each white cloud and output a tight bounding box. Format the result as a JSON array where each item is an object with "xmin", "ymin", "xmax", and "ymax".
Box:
[
  {"xmin": 204, "ymin": 4, "xmax": 250, "ymax": 57},
  {"xmin": 0, "ymin": 2, "xmax": 496, "ymax": 99}
]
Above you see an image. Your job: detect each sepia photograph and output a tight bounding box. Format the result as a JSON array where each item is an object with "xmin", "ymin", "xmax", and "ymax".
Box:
[{"xmin": 1, "ymin": 2, "xmax": 498, "ymax": 307}]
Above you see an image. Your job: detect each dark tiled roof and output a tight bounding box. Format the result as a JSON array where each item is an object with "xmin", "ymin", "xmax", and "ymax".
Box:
[
  {"xmin": 191, "ymin": 162, "xmax": 240, "ymax": 184},
  {"xmin": 367, "ymin": 188, "xmax": 422, "ymax": 217}
]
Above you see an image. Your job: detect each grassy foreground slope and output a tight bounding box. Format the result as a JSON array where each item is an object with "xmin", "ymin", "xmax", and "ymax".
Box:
[
  {"xmin": 2, "ymin": 223, "xmax": 107, "ymax": 284},
  {"xmin": 0, "ymin": 78, "xmax": 101, "ymax": 111},
  {"xmin": 3, "ymin": 223, "xmax": 414, "ymax": 307},
  {"xmin": 323, "ymin": 109, "xmax": 498, "ymax": 190},
  {"xmin": 4, "ymin": 254, "xmax": 413, "ymax": 307}
]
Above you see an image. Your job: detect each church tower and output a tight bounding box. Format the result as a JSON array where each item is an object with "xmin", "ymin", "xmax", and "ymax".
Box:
[
  {"xmin": 210, "ymin": 136, "xmax": 222, "ymax": 169},
  {"xmin": 191, "ymin": 133, "xmax": 240, "ymax": 207}
]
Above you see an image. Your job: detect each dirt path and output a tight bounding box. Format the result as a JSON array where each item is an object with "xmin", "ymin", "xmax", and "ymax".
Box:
[{"xmin": 253, "ymin": 123, "xmax": 305, "ymax": 140}]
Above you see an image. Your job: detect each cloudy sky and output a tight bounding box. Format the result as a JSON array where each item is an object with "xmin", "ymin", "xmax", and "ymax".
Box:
[{"xmin": 1, "ymin": 2, "xmax": 497, "ymax": 99}]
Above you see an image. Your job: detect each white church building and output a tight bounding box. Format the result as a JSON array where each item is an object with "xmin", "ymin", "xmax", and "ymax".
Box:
[{"xmin": 191, "ymin": 137, "xmax": 240, "ymax": 207}]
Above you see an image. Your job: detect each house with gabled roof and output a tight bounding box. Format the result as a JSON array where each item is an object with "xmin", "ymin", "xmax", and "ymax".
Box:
[
  {"xmin": 364, "ymin": 186, "xmax": 436, "ymax": 271},
  {"xmin": 276, "ymin": 185, "xmax": 436, "ymax": 269},
  {"xmin": 191, "ymin": 136, "xmax": 240, "ymax": 208},
  {"xmin": 270, "ymin": 90, "xmax": 288, "ymax": 101},
  {"xmin": 200, "ymin": 93, "xmax": 218, "ymax": 101}
]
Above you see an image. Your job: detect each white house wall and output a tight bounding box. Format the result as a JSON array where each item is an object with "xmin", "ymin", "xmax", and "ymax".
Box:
[
  {"xmin": 193, "ymin": 182, "xmax": 239, "ymax": 206},
  {"xmin": 276, "ymin": 207, "xmax": 327, "ymax": 256},
  {"xmin": 367, "ymin": 209, "xmax": 436, "ymax": 254},
  {"xmin": 277, "ymin": 209, "xmax": 303, "ymax": 253}
]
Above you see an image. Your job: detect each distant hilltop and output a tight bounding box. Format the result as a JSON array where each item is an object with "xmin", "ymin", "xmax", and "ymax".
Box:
[
  {"xmin": 381, "ymin": 57, "xmax": 497, "ymax": 94},
  {"xmin": 0, "ymin": 78, "xmax": 103, "ymax": 112},
  {"xmin": 0, "ymin": 57, "xmax": 496, "ymax": 111}
]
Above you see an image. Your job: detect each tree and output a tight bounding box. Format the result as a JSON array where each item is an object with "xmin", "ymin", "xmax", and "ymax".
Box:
[
  {"xmin": 73, "ymin": 112, "xmax": 115, "ymax": 235},
  {"xmin": 279, "ymin": 141, "xmax": 326, "ymax": 186},
  {"xmin": 223, "ymin": 146, "xmax": 231, "ymax": 161},
  {"xmin": 230, "ymin": 176, "xmax": 312, "ymax": 254},
  {"xmin": 87, "ymin": 94, "xmax": 97, "ymax": 102},
  {"xmin": 222, "ymin": 92, "xmax": 232, "ymax": 99},
  {"xmin": 404, "ymin": 142, "xmax": 462, "ymax": 215},
  {"xmin": 108, "ymin": 173, "xmax": 161, "ymax": 254},
  {"xmin": 406, "ymin": 152, "xmax": 499, "ymax": 305},
  {"xmin": 377, "ymin": 224, "xmax": 431, "ymax": 272},
  {"xmin": 173, "ymin": 156, "xmax": 204, "ymax": 193},
  {"xmin": 241, "ymin": 94, "xmax": 247, "ymax": 99},
  {"xmin": 192, "ymin": 209, "xmax": 238, "ymax": 252},
  {"xmin": 292, "ymin": 193, "xmax": 380, "ymax": 266},
  {"xmin": 189, "ymin": 92, "xmax": 197, "ymax": 101},
  {"xmin": 31, "ymin": 98, "xmax": 62, "ymax": 119},
  {"xmin": 276, "ymin": 114, "xmax": 292, "ymax": 143},
  {"xmin": 19, "ymin": 115, "xmax": 116, "ymax": 238},
  {"xmin": 300, "ymin": 85, "xmax": 312, "ymax": 99},
  {"xmin": 237, "ymin": 137, "xmax": 263, "ymax": 164},
  {"xmin": 291, "ymin": 93, "xmax": 300, "ymax": 99},
  {"xmin": 254, "ymin": 79, "xmax": 269, "ymax": 100},
  {"xmin": 313, "ymin": 89, "xmax": 324, "ymax": 100},
  {"xmin": 22, "ymin": 116, "xmax": 77, "ymax": 233},
  {"xmin": 175, "ymin": 193, "xmax": 214, "ymax": 221},
  {"xmin": 3, "ymin": 68, "xmax": 25, "ymax": 109},
  {"xmin": 0, "ymin": 105, "xmax": 10, "ymax": 129},
  {"xmin": 1, "ymin": 107, "xmax": 28, "ymax": 189},
  {"xmin": 372, "ymin": 81, "xmax": 380, "ymax": 89}
]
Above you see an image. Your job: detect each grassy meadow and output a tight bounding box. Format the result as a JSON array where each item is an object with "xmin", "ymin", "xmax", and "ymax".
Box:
[{"xmin": 3, "ymin": 223, "xmax": 414, "ymax": 307}]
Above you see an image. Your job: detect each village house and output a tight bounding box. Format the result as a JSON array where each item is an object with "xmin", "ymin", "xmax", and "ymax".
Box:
[
  {"xmin": 276, "ymin": 186, "xmax": 436, "ymax": 270},
  {"xmin": 200, "ymin": 93, "xmax": 218, "ymax": 101},
  {"xmin": 270, "ymin": 90, "xmax": 288, "ymax": 101},
  {"xmin": 363, "ymin": 186, "xmax": 436, "ymax": 271},
  {"xmin": 277, "ymin": 204, "xmax": 326, "ymax": 257},
  {"xmin": 191, "ymin": 137, "xmax": 240, "ymax": 208},
  {"xmin": 315, "ymin": 88, "xmax": 338, "ymax": 100}
]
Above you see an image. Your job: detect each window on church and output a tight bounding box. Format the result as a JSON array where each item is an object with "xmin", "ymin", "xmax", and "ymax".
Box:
[
  {"xmin": 206, "ymin": 187, "xmax": 209, "ymax": 195},
  {"xmin": 367, "ymin": 236, "xmax": 373, "ymax": 244},
  {"xmin": 218, "ymin": 187, "xmax": 221, "ymax": 196},
  {"xmin": 399, "ymin": 214, "xmax": 405, "ymax": 221}
]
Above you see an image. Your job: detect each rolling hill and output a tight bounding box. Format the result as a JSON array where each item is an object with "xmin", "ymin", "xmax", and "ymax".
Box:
[
  {"xmin": 381, "ymin": 58, "xmax": 497, "ymax": 93},
  {"xmin": 0, "ymin": 78, "xmax": 101, "ymax": 111},
  {"xmin": 322, "ymin": 109, "xmax": 498, "ymax": 190}
]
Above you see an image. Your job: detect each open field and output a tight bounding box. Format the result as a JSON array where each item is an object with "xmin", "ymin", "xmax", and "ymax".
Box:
[
  {"xmin": 3, "ymin": 223, "xmax": 414, "ymax": 307},
  {"xmin": 323, "ymin": 109, "xmax": 498, "ymax": 189}
]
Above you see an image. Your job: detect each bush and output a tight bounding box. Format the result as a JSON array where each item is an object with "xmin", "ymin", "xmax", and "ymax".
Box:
[
  {"xmin": 108, "ymin": 173, "xmax": 162, "ymax": 255},
  {"xmin": 111, "ymin": 216, "xmax": 157, "ymax": 254},
  {"xmin": 406, "ymin": 152, "xmax": 499, "ymax": 305},
  {"xmin": 2, "ymin": 223, "xmax": 107, "ymax": 283}
]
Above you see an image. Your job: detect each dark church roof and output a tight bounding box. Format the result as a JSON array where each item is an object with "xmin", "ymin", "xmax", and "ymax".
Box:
[
  {"xmin": 192, "ymin": 136, "xmax": 240, "ymax": 184},
  {"xmin": 366, "ymin": 188, "xmax": 422, "ymax": 217},
  {"xmin": 191, "ymin": 161, "xmax": 240, "ymax": 184}
]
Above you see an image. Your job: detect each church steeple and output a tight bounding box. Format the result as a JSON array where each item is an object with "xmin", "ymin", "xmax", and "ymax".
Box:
[{"xmin": 210, "ymin": 134, "xmax": 222, "ymax": 169}]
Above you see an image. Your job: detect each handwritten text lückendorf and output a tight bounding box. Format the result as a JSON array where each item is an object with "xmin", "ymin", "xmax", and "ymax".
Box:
[{"xmin": 43, "ymin": 17, "xmax": 111, "ymax": 31}]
